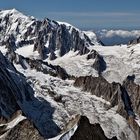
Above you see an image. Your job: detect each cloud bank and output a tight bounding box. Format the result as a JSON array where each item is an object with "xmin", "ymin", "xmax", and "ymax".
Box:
[
  {"xmin": 96, "ymin": 30, "xmax": 140, "ymax": 45},
  {"xmin": 99, "ymin": 30, "xmax": 140, "ymax": 38}
]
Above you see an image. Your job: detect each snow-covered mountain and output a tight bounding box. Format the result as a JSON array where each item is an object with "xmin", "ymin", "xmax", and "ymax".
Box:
[
  {"xmin": 0, "ymin": 9, "xmax": 99, "ymax": 60},
  {"xmin": 0, "ymin": 9, "xmax": 140, "ymax": 140}
]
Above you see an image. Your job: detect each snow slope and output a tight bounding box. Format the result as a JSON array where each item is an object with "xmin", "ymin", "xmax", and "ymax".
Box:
[
  {"xmin": 13, "ymin": 62, "xmax": 135, "ymax": 140},
  {"xmin": 15, "ymin": 44, "xmax": 40, "ymax": 59},
  {"xmin": 83, "ymin": 30, "xmax": 100, "ymax": 45}
]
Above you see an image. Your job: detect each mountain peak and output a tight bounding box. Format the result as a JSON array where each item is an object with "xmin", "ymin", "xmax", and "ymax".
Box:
[
  {"xmin": 0, "ymin": 8, "xmax": 20, "ymax": 15},
  {"xmin": 0, "ymin": 8, "xmax": 35, "ymax": 21}
]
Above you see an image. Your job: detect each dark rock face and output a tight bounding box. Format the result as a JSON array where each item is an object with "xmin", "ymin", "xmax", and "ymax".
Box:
[
  {"xmin": 32, "ymin": 22, "xmax": 92, "ymax": 59},
  {"xmin": 117, "ymin": 86, "xmax": 135, "ymax": 118},
  {"xmin": 79, "ymin": 46, "xmax": 90, "ymax": 55},
  {"xmin": 5, "ymin": 34, "xmax": 16, "ymax": 52},
  {"xmin": 49, "ymin": 51, "xmax": 57, "ymax": 60},
  {"xmin": 117, "ymin": 76, "xmax": 140, "ymax": 117},
  {"xmin": 0, "ymin": 52, "xmax": 20, "ymax": 118},
  {"xmin": 87, "ymin": 50, "xmax": 99, "ymax": 60},
  {"xmin": 70, "ymin": 116, "xmax": 117, "ymax": 140},
  {"xmin": 113, "ymin": 76, "xmax": 138, "ymax": 122},
  {"xmin": 128, "ymin": 37, "xmax": 140, "ymax": 45},
  {"xmin": 53, "ymin": 65, "xmax": 69, "ymax": 80},
  {"xmin": 0, "ymin": 52, "xmax": 62, "ymax": 138},
  {"xmin": 74, "ymin": 76, "xmax": 120, "ymax": 107},
  {"xmin": 5, "ymin": 119, "xmax": 44, "ymax": 140},
  {"xmin": 92, "ymin": 55, "xmax": 106, "ymax": 75},
  {"xmin": 87, "ymin": 50, "xmax": 106, "ymax": 75},
  {"xmin": 0, "ymin": 52, "xmax": 46, "ymax": 139}
]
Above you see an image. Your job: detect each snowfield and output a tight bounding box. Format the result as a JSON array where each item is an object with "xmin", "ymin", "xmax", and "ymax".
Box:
[
  {"xmin": 50, "ymin": 44, "xmax": 140, "ymax": 84},
  {"xmin": 15, "ymin": 44, "xmax": 40, "ymax": 59},
  {"xmin": 49, "ymin": 51, "xmax": 98, "ymax": 77},
  {"xmin": 93, "ymin": 44, "xmax": 140, "ymax": 84}
]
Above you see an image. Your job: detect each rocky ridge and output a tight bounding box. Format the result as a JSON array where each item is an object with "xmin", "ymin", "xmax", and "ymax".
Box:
[
  {"xmin": 128, "ymin": 37, "xmax": 140, "ymax": 45},
  {"xmin": 0, "ymin": 9, "xmax": 99, "ymax": 60},
  {"xmin": 59, "ymin": 115, "xmax": 118, "ymax": 140},
  {"xmin": 74, "ymin": 75, "xmax": 140, "ymax": 140}
]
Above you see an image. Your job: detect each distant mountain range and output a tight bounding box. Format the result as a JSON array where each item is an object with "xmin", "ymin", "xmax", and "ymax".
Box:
[{"xmin": 94, "ymin": 29, "xmax": 140, "ymax": 45}]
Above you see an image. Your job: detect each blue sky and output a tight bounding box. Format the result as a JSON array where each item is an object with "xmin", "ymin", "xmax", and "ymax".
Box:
[{"xmin": 1, "ymin": 0, "xmax": 140, "ymax": 29}]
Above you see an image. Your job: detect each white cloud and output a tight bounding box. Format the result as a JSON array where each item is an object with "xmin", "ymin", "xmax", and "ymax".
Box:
[{"xmin": 100, "ymin": 30, "xmax": 140, "ymax": 38}]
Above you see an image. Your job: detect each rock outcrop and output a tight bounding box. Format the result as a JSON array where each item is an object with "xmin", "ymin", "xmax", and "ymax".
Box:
[
  {"xmin": 74, "ymin": 76, "xmax": 120, "ymax": 107},
  {"xmin": 128, "ymin": 37, "xmax": 140, "ymax": 45},
  {"xmin": 74, "ymin": 75, "xmax": 139, "ymax": 116},
  {"xmin": 87, "ymin": 50, "xmax": 106, "ymax": 75},
  {"xmin": 4, "ymin": 119, "xmax": 44, "ymax": 140},
  {"xmin": 122, "ymin": 76, "xmax": 140, "ymax": 117},
  {"xmin": 60, "ymin": 115, "xmax": 118, "ymax": 140},
  {"xmin": 70, "ymin": 116, "xmax": 117, "ymax": 140},
  {"xmin": 6, "ymin": 51, "xmax": 69, "ymax": 80},
  {"xmin": 0, "ymin": 110, "xmax": 44, "ymax": 140}
]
